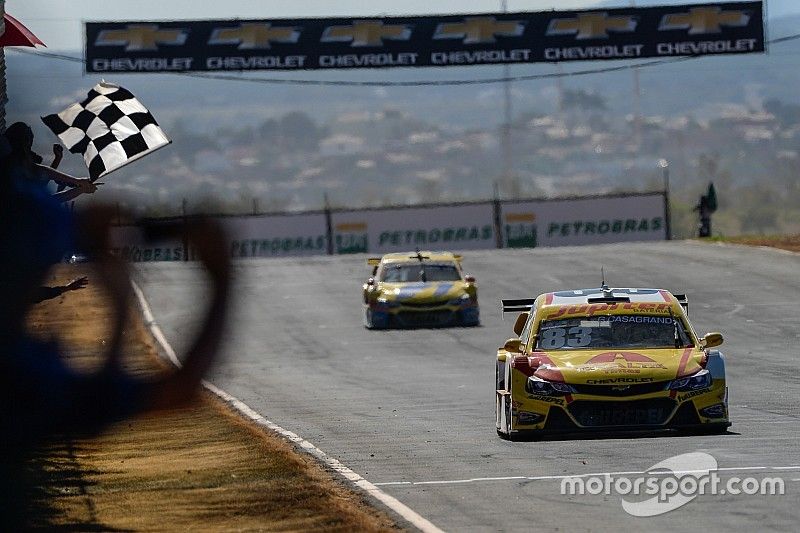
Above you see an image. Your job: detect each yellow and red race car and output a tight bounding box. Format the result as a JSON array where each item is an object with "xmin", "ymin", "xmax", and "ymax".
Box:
[
  {"xmin": 496, "ymin": 285, "xmax": 730, "ymax": 438},
  {"xmin": 363, "ymin": 250, "xmax": 479, "ymax": 328}
]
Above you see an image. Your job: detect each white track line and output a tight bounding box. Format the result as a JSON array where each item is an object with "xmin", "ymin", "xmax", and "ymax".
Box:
[
  {"xmin": 131, "ymin": 280, "xmax": 444, "ymax": 533},
  {"xmin": 374, "ymin": 466, "xmax": 800, "ymax": 487}
]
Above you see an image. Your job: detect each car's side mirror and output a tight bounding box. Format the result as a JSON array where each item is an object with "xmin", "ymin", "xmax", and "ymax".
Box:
[
  {"xmin": 702, "ymin": 332, "xmax": 724, "ymax": 348},
  {"xmin": 465, "ymin": 275, "xmax": 476, "ymax": 283},
  {"xmin": 503, "ymin": 338, "xmax": 523, "ymax": 353},
  {"xmin": 366, "ymin": 277, "xmax": 375, "ymax": 286},
  {"xmin": 513, "ymin": 312, "xmax": 529, "ymax": 336}
]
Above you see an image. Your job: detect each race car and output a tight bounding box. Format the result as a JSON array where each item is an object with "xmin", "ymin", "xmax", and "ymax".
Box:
[
  {"xmin": 363, "ymin": 250, "xmax": 479, "ymax": 328},
  {"xmin": 496, "ymin": 284, "xmax": 730, "ymax": 438}
]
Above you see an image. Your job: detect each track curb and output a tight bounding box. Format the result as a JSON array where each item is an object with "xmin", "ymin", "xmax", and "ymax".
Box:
[{"xmin": 130, "ymin": 279, "xmax": 444, "ymax": 533}]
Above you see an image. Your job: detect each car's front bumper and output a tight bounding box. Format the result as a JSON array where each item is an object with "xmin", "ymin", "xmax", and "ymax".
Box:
[
  {"xmin": 505, "ymin": 379, "xmax": 729, "ymax": 435},
  {"xmin": 366, "ymin": 301, "xmax": 479, "ymax": 328}
]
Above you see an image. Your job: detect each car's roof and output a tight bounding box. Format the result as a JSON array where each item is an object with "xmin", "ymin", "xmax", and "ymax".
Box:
[
  {"xmin": 381, "ymin": 251, "xmax": 460, "ymax": 264},
  {"xmin": 543, "ymin": 287, "xmax": 675, "ymax": 305},
  {"xmin": 532, "ymin": 288, "xmax": 686, "ymax": 322}
]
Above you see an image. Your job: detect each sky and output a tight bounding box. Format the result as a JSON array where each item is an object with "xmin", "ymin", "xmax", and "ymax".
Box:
[{"xmin": 11, "ymin": 0, "xmax": 800, "ymax": 51}]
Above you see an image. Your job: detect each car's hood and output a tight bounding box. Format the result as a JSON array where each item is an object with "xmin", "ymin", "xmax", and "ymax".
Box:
[
  {"xmin": 531, "ymin": 348, "xmax": 703, "ymax": 385},
  {"xmin": 377, "ymin": 281, "xmax": 467, "ymax": 303}
]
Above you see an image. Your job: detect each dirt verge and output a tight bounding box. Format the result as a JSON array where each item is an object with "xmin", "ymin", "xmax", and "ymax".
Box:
[{"xmin": 25, "ymin": 264, "xmax": 397, "ymax": 532}]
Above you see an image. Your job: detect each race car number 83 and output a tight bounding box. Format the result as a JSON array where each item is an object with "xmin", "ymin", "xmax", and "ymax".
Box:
[{"xmin": 539, "ymin": 327, "xmax": 592, "ymax": 349}]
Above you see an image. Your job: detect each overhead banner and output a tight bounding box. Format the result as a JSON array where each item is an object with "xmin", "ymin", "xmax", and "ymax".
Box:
[
  {"xmin": 331, "ymin": 203, "xmax": 497, "ymax": 254},
  {"xmin": 500, "ymin": 193, "xmax": 666, "ymax": 248},
  {"xmin": 85, "ymin": 2, "xmax": 764, "ymax": 72}
]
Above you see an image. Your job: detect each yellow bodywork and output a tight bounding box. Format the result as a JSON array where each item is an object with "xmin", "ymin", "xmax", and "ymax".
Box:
[
  {"xmin": 496, "ymin": 288, "xmax": 729, "ymax": 436},
  {"xmin": 363, "ymin": 251, "xmax": 479, "ymax": 328}
]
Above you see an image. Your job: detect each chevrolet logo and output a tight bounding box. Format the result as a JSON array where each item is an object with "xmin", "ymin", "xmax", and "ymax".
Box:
[
  {"xmin": 547, "ymin": 13, "xmax": 637, "ymax": 40},
  {"xmin": 611, "ymin": 385, "xmax": 631, "ymax": 392},
  {"xmin": 95, "ymin": 24, "xmax": 188, "ymax": 52},
  {"xmin": 320, "ymin": 21, "xmax": 411, "ymax": 47},
  {"xmin": 659, "ymin": 7, "xmax": 750, "ymax": 35},
  {"xmin": 433, "ymin": 17, "xmax": 525, "ymax": 44},
  {"xmin": 209, "ymin": 23, "xmax": 299, "ymax": 50}
]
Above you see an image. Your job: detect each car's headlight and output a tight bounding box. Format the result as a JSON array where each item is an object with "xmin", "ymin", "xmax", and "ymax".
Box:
[
  {"xmin": 447, "ymin": 293, "xmax": 472, "ymax": 306},
  {"xmin": 669, "ymin": 369, "xmax": 712, "ymax": 391},
  {"xmin": 374, "ymin": 296, "xmax": 399, "ymax": 307},
  {"xmin": 526, "ymin": 376, "xmax": 576, "ymax": 396}
]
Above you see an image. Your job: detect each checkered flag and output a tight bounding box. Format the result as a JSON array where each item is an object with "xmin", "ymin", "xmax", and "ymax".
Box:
[{"xmin": 41, "ymin": 81, "xmax": 170, "ymax": 180}]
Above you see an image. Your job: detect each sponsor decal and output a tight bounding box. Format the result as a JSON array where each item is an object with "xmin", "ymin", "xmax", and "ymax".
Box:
[
  {"xmin": 319, "ymin": 52, "xmax": 418, "ymax": 67},
  {"xmin": 378, "ymin": 225, "xmax": 493, "ymax": 247},
  {"xmin": 656, "ymin": 6, "xmax": 756, "ymax": 57},
  {"xmin": 659, "ymin": 7, "xmax": 750, "ymax": 35},
  {"xmin": 547, "ymin": 217, "xmax": 663, "ymax": 238},
  {"xmin": 585, "ymin": 377, "xmax": 655, "ymax": 384},
  {"xmin": 586, "ymin": 352, "xmax": 657, "ymax": 364},
  {"xmin": 433, "ymin": 17, "xmax": 525, "ymax": 44},
  {"xmin": 656, "ymin": 38, "xmax": 758, "ymax": 56},
  {"xmin": 208, "ymin": 23, "xmax": 300, "ymax": 50},
  {"xmin": 528, "ymin": 395, "xmax": 565, "ymax": 405},
  {"xmin": 577, "ymin": 352, "xmax": 668, "ymax": 376},
  {"xmin": 504, "ymin": 212, "xmax": 537, "ymax": 248},
  {"xmin": 95, "ymin": 24, "xmax": 188, "ymax": 51},
  {"xmin": 320, "ymin": 21, "xmax": 412, "ymax": 47},
  {"xmin": 546, "ymin": 302, "xmax": 672, "ymax": 319},
  {"xmin": 112, "ymin": 245, "xmax": 184, "ymax": 262},
  {"xmin": 206, "ymin": 55, "xmax": 307, "ymax": 69},
  {"xmin": 335, "ymin": 222, "xmax": 369, "ymax": 254},
  {"xmin": 546, "ymin": 12, "xmax": 638, "ymax": 40},
  {"xmin": 430, "ymin": 48, "xmax": 530, "ymax": 65},
  {"xmin": 609, "ymin": 316, "xmax": 674, "ymax": 324},
  {"xmin": 231, "ymin": 236, "xmax": 326, "ymax": 257},
  {"xmin": 677, "ymin": 388, "xmax": 712, "ymax": 402}
]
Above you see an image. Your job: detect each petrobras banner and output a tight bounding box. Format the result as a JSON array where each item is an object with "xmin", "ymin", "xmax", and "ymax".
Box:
[
  {"xmin": 108, "ymin": 193, "xmax": 666, "ymax": 260},
  {"xmin": 109, "ymin": 225, "xmax": 185, "ymax": 262},
  {"xmin": 331, "ymin": 203, "xmax": 497, "ymax": 254},
  {"xmin": 110, "ymin": 212, "xmax": 328, "ymax": 261},
  {"xmin": 500, "ymin": 193, "xmax": 666, "ymax": 248},
  {"xmin": 223, "ymin": 213, "xmax": 328, "ymax": 258},
  {"xmin": 85, "ymin": 2, "xmax": 764, "ymax": 72}
]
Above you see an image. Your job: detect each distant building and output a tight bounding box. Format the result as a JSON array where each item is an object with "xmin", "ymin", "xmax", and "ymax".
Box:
[{"xmin": 319, "ymin": 133, "xmax": 365, "ymax": 156}]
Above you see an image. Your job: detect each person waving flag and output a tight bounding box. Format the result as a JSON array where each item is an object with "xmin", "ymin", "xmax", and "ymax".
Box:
[{"xmin": 41, "ymin": 81, "xmax": 170, "ymax": 180}]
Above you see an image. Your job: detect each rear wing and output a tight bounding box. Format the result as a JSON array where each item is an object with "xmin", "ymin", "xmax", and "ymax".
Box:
[
  {"xmin": 501, "ymin": 298, "xmax": 537, "ymax": 314},
  {"xmin": 367, "ymin": 257, "xmax": 381, "ymax": 266},
  {"xmin": 673, "ymin": 293, "xmax": 689, "ymax": 315}
]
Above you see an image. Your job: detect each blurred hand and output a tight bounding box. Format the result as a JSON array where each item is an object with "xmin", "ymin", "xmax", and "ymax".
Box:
[
  {"xmin": 65, "ymin": 276, "xmax": 89, "ymax": 291},
  {"xmin": 77, "ymin": 179, "xmax": 98, "ymax": 194}
]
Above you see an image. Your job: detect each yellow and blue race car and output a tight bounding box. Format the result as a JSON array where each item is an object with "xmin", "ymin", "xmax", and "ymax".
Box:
[
  {"xmin": 363, "ymin": 250, "xmax": 479, "ymax": 329},
  {"xmin": 496, "ymin": 284, "xmax": 730, "ymax": 438}
]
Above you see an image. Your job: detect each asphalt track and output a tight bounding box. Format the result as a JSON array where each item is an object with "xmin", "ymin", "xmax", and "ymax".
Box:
[{"xmin": 134, "ymin": 241, "xmax": 800, "ymax": 532}]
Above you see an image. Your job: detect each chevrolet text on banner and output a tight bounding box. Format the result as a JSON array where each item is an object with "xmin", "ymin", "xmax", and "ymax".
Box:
[{"xmin": 85, "ymin": 1, "xmax": 765, "ymax": 73}]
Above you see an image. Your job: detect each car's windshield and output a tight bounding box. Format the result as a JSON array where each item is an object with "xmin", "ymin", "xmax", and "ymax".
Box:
[
  {"xmin": 380, "ymin": 263, "xmax": 461, "ymax": 282},
  {"xmin": 535, "ymin": 315, "xmax": 692, "ymax": 350}
]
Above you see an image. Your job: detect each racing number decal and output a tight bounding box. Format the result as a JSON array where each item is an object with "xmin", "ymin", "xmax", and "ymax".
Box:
[{"xmin": 539, "ymin": 327, "xmax": 592, "ymax": 349}]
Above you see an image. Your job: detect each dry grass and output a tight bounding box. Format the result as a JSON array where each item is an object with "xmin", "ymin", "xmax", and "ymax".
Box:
[
  {"xmin": 706, "ymin": 234, "xmax": 800, "ymax": 253},
  {"xmin": 25, "ymin": 264, "xmax": 397, "ymax": 532}
]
